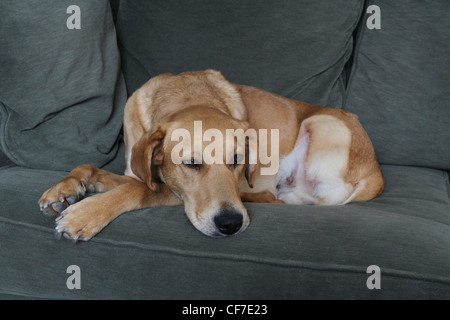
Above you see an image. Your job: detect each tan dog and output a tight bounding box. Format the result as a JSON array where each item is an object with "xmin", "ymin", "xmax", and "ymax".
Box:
[{"xmin": 39, "ymin": 70, "xmax": 384, "ymax": 240}]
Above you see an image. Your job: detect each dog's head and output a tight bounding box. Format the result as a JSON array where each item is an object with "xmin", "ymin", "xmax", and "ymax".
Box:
[{"xmin": 130, "ymin": 106, "xmax": 257, "ymax": 237}]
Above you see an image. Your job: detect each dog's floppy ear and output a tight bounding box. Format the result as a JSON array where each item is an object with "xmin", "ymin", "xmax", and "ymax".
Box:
[
  {"xmin": 131, "ymin": 129, "xmax": 165, "ymax": 192},
  {"xmin": 245, "ymin": 140, "xmax": 257, "ymax": 188}
]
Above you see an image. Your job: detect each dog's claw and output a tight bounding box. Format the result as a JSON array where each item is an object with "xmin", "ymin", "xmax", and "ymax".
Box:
[
  {"xmin": 62, "ymin": 232, "xmax": 72, "ymax": 240},
  {"xmin": 71, "ymin": 233, "xmax": 80, "ymax": 243},
  {"xmin": 54, "ymin": 230, "xmax": 63, "ymax": 240}
]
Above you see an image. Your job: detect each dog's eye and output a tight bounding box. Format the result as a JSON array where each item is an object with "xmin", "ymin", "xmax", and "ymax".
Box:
[
  {"xmin": 182, "ymin": 158, "xmax": 202, "ymax": 170},
  {"xmin": 230, "ymin": 154, "xmax": 241, "ymax": 168}
]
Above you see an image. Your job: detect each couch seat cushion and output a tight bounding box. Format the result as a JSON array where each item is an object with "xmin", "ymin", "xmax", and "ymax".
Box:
[{"xmin": 0, "ymin": 165, "xmax": 448, "ymax": 299}]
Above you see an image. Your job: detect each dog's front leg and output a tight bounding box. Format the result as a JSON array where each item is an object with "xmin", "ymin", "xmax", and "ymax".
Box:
[
  {"xmin": 39, "ymin": 164, "xmax": 136, "ymax": 216},
  {"xmin": 55, "ymin": 181, "xmax": 182, "ymax": 241}
]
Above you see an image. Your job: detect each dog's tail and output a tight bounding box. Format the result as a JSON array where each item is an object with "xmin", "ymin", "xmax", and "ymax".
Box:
[{"xmin": 343, "ymin": 168, "xmax": 385, "ymax": 204}]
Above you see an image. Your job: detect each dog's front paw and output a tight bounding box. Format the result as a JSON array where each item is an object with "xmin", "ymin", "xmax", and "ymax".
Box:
[
  {"xmin": 55, "ymin": 197, "xmax": 110, "ymax": 241},
  {"xmin": 38, "ymin": 177, "xmax": 88, "ymax": 217}
]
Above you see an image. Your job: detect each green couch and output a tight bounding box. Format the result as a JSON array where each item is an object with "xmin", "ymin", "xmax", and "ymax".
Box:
[{"xmin": 0, "ymin": 0, "xmax": 449, "ymax": 299}]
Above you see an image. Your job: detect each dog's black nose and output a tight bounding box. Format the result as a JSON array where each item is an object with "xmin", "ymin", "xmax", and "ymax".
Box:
[{"xmin": 214, "ymin": 210, "xmax": 243, "ymax": 236}]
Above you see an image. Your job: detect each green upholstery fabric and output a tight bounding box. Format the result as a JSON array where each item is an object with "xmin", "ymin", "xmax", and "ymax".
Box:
[
  {"xmin": 0, "ymin": 0, "xmax": 126, "ymax": 170},
  {"xmin": 116, "ymin": 0, "xmax": 363, "ymax": 107},
  {"xmin": 344, "ymin": 0, "xmax": 450, "ymax": 170},
  {"xmin": 0, "ymin": 165, "xmax": 448, "ymax": 299}
]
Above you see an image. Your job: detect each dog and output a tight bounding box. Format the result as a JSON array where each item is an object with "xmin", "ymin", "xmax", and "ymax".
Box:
[{"xmin": 39, "ymin": 70, "xmax": 384, "ymax": 240}]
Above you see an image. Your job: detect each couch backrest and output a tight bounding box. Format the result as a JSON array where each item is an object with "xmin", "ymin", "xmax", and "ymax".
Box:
[
  {"xmin": 344, "ymin": 0, "xmax": 450, "ymax": 170},
  {"xmin": 114, "ymin": 1, "xmax": 449, "ymax": 172},
  {"xmin": 115, "ymin": 0, "xmax": 364, "ymax": 108}
]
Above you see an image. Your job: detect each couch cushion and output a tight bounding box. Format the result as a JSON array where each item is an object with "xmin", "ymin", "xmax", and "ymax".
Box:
[
  {"xmin": 115, "ymin": 0, "xmax": 363, "ymax": 108},
  {"xmin": 0, "ymin": 0, "xmax": 127, "ymax": 170},
  {"xmin": 344, "ymin": 0, "xmax": 450, "ymax": 170},
  {"xmin": 0, "ymin": 164, "xmax": 448, "ymax": 299}
]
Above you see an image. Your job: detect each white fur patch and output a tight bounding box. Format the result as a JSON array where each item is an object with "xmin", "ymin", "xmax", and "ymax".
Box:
[{"xmin": 277, "ymin": 132, "xmax": 316, "ymax": 204}]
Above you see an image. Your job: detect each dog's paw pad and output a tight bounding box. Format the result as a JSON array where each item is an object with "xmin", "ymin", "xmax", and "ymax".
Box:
[
  {"xmin": 66, "ymin": 195, "xmax": 78, "ymax": 205},
  {"xmin": 51, "ymin": 201, "xmax": 68, "ymax": 214},
  {"xmin": 40, "ymin": 194, "xmax": 81, "ymax": 217}
]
